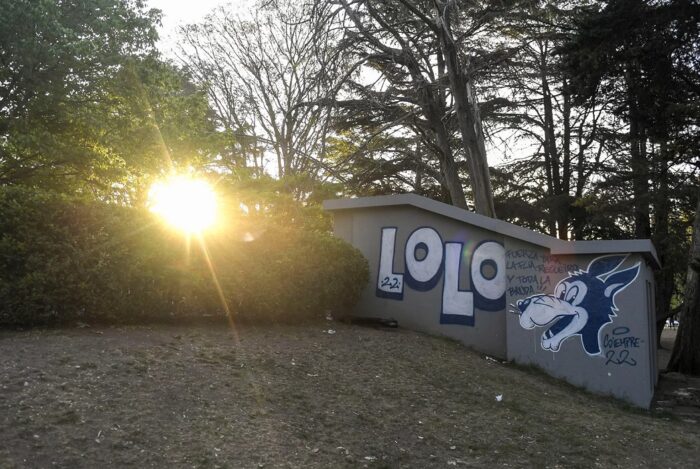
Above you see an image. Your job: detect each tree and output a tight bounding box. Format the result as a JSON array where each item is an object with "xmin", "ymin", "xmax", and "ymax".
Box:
[
  {"xmin": 0, "ymin": 0, "xmax": 156, "ymax": 190},
  {"xmin": 668, "ymin": 190, "xmax": 700, "ymax": 375},
  {"xmin": 0, "ymin": 0, "xmax": 219, "ymax": 202},
  {"xmin": 98, "ymin": 57, "xmax": 224, "ymax": 204},
  {"xmin": 325, "ymin": 127, "xmax": 448, "ymax": 200},
  {"xmin": 432, "ymin": 0, "xmax": 497, "ymax": 216},
  {"xmin": 320, "ymin": 0, "xmax": 505, "ymax": 215},
  {"xmin": 487, "ymin": 1, "xmax": 611, "ymax": 239},
  {"xmin": 561, "ymin": 0, "xmax": 700, "ymax": 339},
  {"xmin": 177, "ymin": 0, "xmax": 341, "ymax": 188}
]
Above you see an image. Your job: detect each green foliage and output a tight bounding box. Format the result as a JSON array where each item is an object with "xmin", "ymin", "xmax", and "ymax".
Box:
[
  {"xmin": 562, "ymin": 0, "xmax": 699, "ymax": 132},
  {"xmin": 208, "ymin": 225, "xmax": 369, "ymax": 323},
  {"xmin": 0, "ymin": 186, "xmax": 368, "ymax": 326},
  {"xmin": 0, "ymin": 186, "xmax": 199, "ymax": 325},
  {"xmin": 98, "ymin": 57, "xmax": 224, "ymax": 204},
  {"xmin": 219, "ymin": 174, "xmax": 337, "ymax": 233},
  {"xmin": 0, "ymin": 0, "xmax": 223, "ymax": 202}
]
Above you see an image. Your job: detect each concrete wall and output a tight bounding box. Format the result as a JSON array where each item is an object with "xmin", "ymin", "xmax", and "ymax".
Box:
[
  {"xmin": 326, "ymin": 195, "xmax": 659, "ymax": 408},
  {"xmin": 334, "ymin": 206, "xmax": 508, "ymax": 359},
  {"xmin": 504, "ymin": 238, "xmax": 658, "ymax": 407}
]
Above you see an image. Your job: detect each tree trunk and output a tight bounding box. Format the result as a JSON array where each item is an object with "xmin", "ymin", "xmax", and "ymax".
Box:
[
  {"xmin": 627, "ymin": 78, "xmax": 651, "ymax": 238},
  {"xmin": 433, "ymin": 120, "xmax": 468, "ymax": 209},
  {"xmin": 417, "ymin": 86, "xmax": 469, "ymax": 209},
  {"xmin": 653, "ymin": 143, "xmax": 675, "ymax": 345},
  {"xmin": 667, "ymin": 190, "xmax": 700, "ymax": 375},
  {"xmin": 538, "ymin": 48, "xmax": 563, "ymax": 238},
  {"xmin": 413, "ymin": 143, "xmax": 423, "ymax": 193},
  {"xmin": 572, "ymin": 139, "xmax": 588, "ymax": 240},
  {"xmin": 435, "ymin": 3, "xmax": 496, "ymax": 218},
  {"xmin": 559, "ymin": 82, "xmax": 572, "ymax": 241},
  {"xmin": 543, "ymin": 141, "xmax": 557, "ymax": 237}
]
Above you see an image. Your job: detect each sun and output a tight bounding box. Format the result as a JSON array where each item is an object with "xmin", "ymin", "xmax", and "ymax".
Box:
[{"xmin": 148, "ymin": 175, "xmax": 217, "ymax": 234}]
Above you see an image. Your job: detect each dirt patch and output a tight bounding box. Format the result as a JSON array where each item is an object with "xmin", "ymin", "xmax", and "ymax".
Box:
[
  {"xmin": 1, "ymin": 322, "xmax": 699, "ymax": 468},
  {"xmin": 653, "ymin": 327, "xmax": 700, "ymax": 422},
  {"xmin": 654, "ymin": 372, "xmax": 700, "ymax": 422}
]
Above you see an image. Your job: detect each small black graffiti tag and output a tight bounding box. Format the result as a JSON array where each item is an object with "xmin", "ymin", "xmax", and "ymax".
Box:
[
  {"xmin": 380, "ymin": 277, "xmax": 401, "ymax": 290},
  {"xmin": 603, "ymin": 326, "xmax": 640, "ymax": 366}
]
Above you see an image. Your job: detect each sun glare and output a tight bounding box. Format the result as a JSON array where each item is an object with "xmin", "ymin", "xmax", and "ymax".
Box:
[{"xmin": 149, "ymin": 176, "xmax": 217, "ymax": 233}]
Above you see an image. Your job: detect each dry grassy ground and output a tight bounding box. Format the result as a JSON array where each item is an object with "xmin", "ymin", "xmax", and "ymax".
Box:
[{"xmin": 1, "ymin": 322, "xmax": 699, "ymax": 468}]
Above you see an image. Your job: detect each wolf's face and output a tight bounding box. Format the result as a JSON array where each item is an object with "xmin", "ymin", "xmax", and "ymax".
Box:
[{"xmin": 516, "ymin": 255, "xmax": 640, "ymax": 355}]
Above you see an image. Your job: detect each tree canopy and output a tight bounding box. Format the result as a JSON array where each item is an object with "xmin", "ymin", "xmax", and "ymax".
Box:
[
  {"xmin": 0, "ymin": 0, "xmax": 220, "ymax": 202},
  {"xmin": 1, "ymin": 0, "xmax": 699, "ymax": 372}
]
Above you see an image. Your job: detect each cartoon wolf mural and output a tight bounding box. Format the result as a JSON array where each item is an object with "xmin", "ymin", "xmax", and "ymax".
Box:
[{"xmin": 516, "ymin": 255, "xmax": 640, "ymax": 356}]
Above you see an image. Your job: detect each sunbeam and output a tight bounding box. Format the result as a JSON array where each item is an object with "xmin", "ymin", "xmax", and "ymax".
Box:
[{"xmin": 196, "ymin": 234, "xmax": 266, "ymax": 407}]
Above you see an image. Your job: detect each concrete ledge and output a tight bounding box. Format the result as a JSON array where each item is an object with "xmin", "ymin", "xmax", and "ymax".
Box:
[
  {"xmin": 551, "ymin": 239, "xmax": 659, "ymax": 267},
  {"xmin": 323, "ymin": 194, "xmax": 660, "ymax": 268}
]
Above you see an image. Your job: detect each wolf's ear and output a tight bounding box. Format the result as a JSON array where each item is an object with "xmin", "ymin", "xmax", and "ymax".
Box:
[
  {"xmin": 603, "ymin": 263, "xmax": 640, "ymax": 298},
  {"xmin": 587, "ymin": 255, "xmax": 626, "ymax": 278}
]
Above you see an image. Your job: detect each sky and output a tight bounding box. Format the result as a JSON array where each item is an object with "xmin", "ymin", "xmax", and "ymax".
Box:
[
  {"xmin": 145, "ymin": 0, "xmax": 515, "ymax": 167},
  {"xmin": 147, "ymin": 0, "xmax": 253, "ymax": 55}
]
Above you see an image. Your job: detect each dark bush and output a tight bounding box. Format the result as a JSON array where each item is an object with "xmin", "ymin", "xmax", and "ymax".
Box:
[
  {"xmin": 0, "ymin": 186, "xmax": 368, "ymax": 326},
  {"xmin": 211, "ymin": 226, "xmax": 369, "ymax": 322},
  {"xmin": 0, "ymin": 186, "xmax": 201, "ymax": 325}
]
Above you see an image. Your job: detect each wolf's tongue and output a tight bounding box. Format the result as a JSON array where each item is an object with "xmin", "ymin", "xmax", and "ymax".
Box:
[{"xmin": 547, "ymin": 315, "xmax": 575, "ymax": 337}]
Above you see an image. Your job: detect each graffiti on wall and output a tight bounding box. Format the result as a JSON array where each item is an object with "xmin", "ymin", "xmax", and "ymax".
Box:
[
  {"xmin": 506, "ymin": 249, "xmax": 580, "ymax": 297},
  {"xmin": 603, "ymin": 326, "xmax": 641, "ymax": 366},
  {"xmin": 515, "ymin": 255, "xmax": 640, "ymax": 356},
  {"xmin": 376, "ymin": 227, "xmax": 505, "ymax": 326}
]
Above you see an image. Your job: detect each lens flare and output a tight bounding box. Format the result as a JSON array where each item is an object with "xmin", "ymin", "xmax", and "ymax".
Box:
[{"xmin": 148, "ymin": 176, "xmax": 217, "ymax": 233}]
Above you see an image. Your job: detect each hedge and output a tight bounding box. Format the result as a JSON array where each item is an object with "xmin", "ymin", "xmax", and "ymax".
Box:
[{"xmin": 0, "ymin": 186, "xmax": 368, "ymax": 326}]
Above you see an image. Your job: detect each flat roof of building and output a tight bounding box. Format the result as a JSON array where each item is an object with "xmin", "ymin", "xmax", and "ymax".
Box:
[{"xmin": 323, "ymin": 194, "xmax": 660, "ymax": 268}]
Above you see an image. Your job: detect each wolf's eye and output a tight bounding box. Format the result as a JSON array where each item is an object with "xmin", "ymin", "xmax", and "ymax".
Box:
[
  {"xmin": 554, "ymin": 283, "xmax": 566, "ymax": 300},
  {"xmin": 565, "ymin": 281, "xmax": 588, "ymax": 306},
  {"xmin": 565, "ymin": 286, "xmax": 579, "ymax": 303}
]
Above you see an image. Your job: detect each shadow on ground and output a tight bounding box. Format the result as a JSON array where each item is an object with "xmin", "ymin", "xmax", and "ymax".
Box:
[
  {"xmin": 1, "ymin": 323, "xmax": 699, "ymax": 468},
  {"xmin": 653, "ymin": 328, "xmax": 700, "ymax": 423}
]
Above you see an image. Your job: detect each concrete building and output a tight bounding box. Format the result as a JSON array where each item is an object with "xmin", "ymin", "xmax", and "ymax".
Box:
[{"xmin": 324, "ymin": 194, "xmax": 660, "ymax": 408}]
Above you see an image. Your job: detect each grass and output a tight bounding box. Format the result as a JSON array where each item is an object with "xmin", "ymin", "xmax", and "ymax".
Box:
[{"xmin": 0, "ymin": 321, "xmax": 698, "ymax": 468}]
